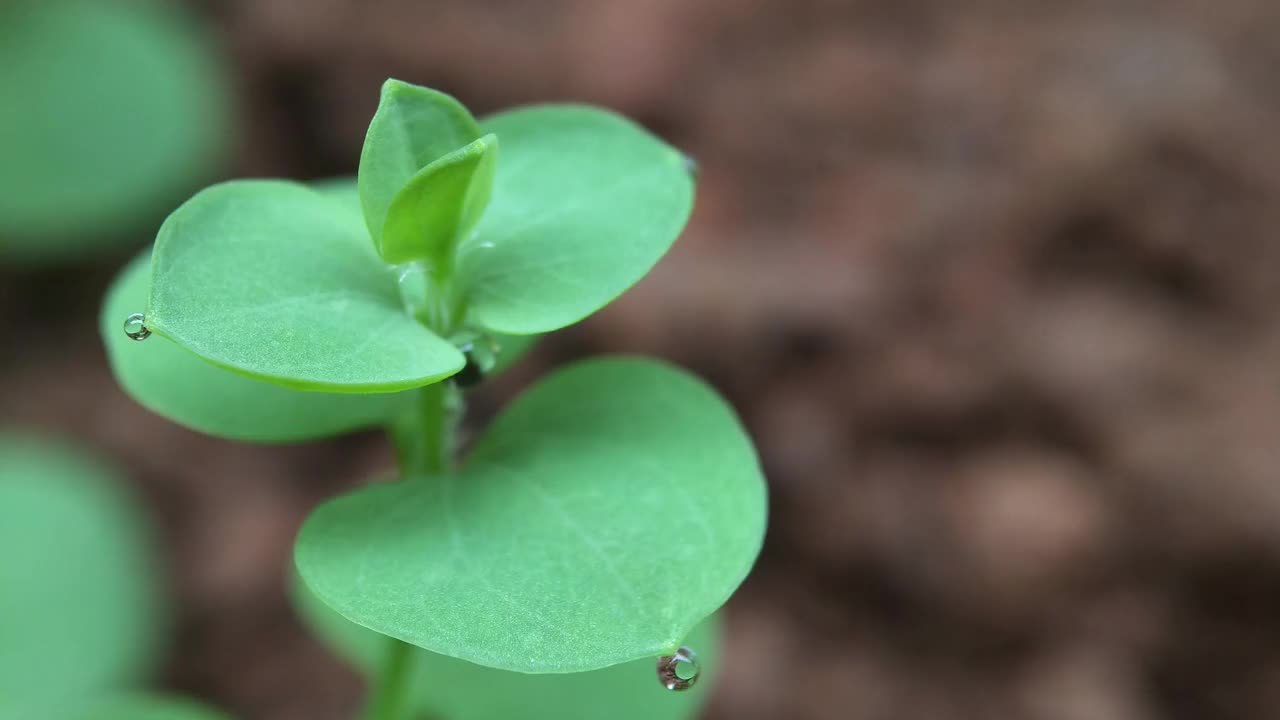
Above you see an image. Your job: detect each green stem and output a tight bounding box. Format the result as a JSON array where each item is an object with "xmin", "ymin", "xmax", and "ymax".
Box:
[
  {"xmin": 390, "ymin": 381, "xmax": 462, "ymax": 477},
  {"xmin": 368, "ymin": 379, "xmax": 464, "ymax": 720},
  {"xmin": 363, "ymin": 635, "xmax": 414, "ymax": 720}
]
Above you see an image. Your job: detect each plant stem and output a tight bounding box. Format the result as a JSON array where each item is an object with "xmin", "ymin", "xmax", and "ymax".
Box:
[
  {"xmin": 390, "ymin": 381, "xmax": 461, "ymax": 477},
  {"xmin": 368, "ymin": 379, "xmax": 463, "ymax": 720},
  {"xmin": 364, "ymin": 635, "xmax": 414, "ymax": 720}
]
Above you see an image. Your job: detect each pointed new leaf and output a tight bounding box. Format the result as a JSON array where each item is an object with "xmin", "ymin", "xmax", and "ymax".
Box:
[
  {"xmin": 380, "ymin": 134, "xmax": 498, "ymax": 265},
  {"xmin": 291, "ymin": 574, "xmax": 720, "ymax": 720},
  {"xmin": 146, "ymin": 180, "xmax": 464, "ymax": 392},
  {"xmin": 103, "ymin": 251, "xmax": 410, "ymax": 442},
  {"xmin": 296, "ymin": 358, "xmax": 766, "ymax": 672},
  {"xmin": 314, "ymin": 176, "xmax": 538, "ymax": 376},
  {"xmin": 457, "ymin": 106, "xmax": 694, "ymax": 334},
  {"xmin": 0, "ymin": 435, "xmax": 158, "ymax": 707},
  {"xmin": 358, "ymin": 79, "xmax": 481, "ymax": 247}
]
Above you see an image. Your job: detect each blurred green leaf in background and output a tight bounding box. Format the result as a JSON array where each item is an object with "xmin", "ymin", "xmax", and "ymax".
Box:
[
  {"xmin": 0, "ymin": 432, "xmax": 229, "ymax": 719},
  {"xmin": 0, "ymin": 0, "xmax": 231, "ymax": 264}
]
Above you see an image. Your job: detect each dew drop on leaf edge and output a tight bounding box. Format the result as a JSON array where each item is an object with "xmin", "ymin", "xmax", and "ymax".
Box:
[
  {"xmin": 656, "ymin": 646, "xmax": 701, "ymax": 691},
  {"xmin": 123, "ymin": 313, "xmax": 151, "ymax": 341}
]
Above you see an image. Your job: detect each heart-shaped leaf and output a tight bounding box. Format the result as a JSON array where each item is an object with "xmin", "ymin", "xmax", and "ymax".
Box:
[
  {"xmin": 103, "ymin": 251, "xmax": 411, "ymax": 443},
  {"xmin": 458, "ymin": 106, "xmax": 694, "ymax": 335},
  {"xmin": 380, "ymin": 134, "xmax": 498, "ymax": 265},
  {"xmin": 0, "ymin": 0, "xmax": 228, "ymax": 261},
  {"xmin": 0, "ymin": 434, "xmax": 158, "ymax": 707},
  {"xmin": 146, "ymin": 180, "xmax": 464, "ymax": 392},
  {"xmin": 291, "ymin": 573, "xmax": 720, "ymax": 720},
  {"xmin": 359, "ymin": 80, "xmax": 481, "ymax": 248},
  {"xmin": 296, "ymin": 358, "xmax": 766, "ymax": 672}
]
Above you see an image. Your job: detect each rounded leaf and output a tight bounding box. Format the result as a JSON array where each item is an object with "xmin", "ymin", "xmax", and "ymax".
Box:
[
  {"xmin": 104, "ymin": 251, "xmax": 411, "ymax": 443},
  {"xmin": 0, "ymin": 433, "xmax": 159, "ymax": 706},
  {"xmin": 291, "ymin": 573, "xmax": 720, "ymax": 720},
  {"xmin": 458, "ymin": 106, "xmax": 694, "ymax": 334},
  {"xmin": 147, "ymin": 180, "xmax": 464, "ymax": 392},
  {"xmin": 0, "ymin": 0, "xmax": 228, "ymax": 261},
  {"xmin": 296, "ymin": 358, "xmax": 766, "ymax": 672}
]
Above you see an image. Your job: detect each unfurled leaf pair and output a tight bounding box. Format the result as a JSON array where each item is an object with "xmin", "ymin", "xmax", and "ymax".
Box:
[{"xmin": 134, "ymin": 79, "xmax": 694, "ymax": 397}]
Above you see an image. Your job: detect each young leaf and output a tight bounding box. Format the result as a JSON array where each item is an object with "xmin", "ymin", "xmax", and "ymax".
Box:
[
  {"xmin": 291, "ymin": 573, "xmax": 720, "ymax": 720},
  {"xmin": 379, "ymin": 134, "xmax": 498, "ymax": 265},
  {"xmin": 296, "ymin": 358, "xmax": 766, "ymax": 672},
  {"xmin": 0, "ymin": 434, "xmax": 158, "ymax": 707},
  {"xmin": 457, "ymin": 106, "xmax": 694, "ymax": 335},
  {"xmin": 358, "ymin": 79, "xmax": 481, "ymax": 248},
  {"xmin": 317, "ymin": 176, "xmax": 538, "ymax": 379},
  {"xmin": 0, "ymin": 0, "xmax": 228, "ymax": 261},
  {"xmin": 147, "ymin": 180, "xmax": 465, "ymax": 392},
  {"xmin": 103, "ymin": 251, "xmax": 410, "ymax": 443}
]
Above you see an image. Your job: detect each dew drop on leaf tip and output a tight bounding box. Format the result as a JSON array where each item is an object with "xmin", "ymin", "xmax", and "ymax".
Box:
[
  {"xmin": 123, "ymin": 313, "xmax": 151, "ymax": 341},
  {"xmin": 656, "ymin": 645, "xmax": 701, "ymax": 691},
  {"xmin": 682, "ymin": 154, "xmax": 700, "ymax": 180}
]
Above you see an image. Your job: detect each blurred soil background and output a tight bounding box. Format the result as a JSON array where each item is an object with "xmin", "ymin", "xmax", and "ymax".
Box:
[{"xmin": 4, "ymin": 0, "xmax": 1280, "ymax": 718}]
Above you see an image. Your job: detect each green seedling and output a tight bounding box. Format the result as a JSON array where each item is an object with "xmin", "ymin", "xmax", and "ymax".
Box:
[
  {"xmin": 0, "ymin": 0, "xmax": 228, "ymax": 263},
  {"xmin": 0, "ymin": 432, "xmax": 230, "ymax": 719},
  {"xmin": 103, "ymin": 79, "xmax": 767, "ymax": 719}
]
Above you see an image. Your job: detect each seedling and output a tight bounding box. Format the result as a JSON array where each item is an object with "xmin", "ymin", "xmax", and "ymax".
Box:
[{"xmin": 103, "ymin": 79, "xmax": 767, "ymax": 719}]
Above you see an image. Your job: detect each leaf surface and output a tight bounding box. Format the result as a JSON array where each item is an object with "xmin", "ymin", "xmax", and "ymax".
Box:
[
  {"xmin": 0, "ymin": 434, "xmax": 158, "ymax": 706},
  {"xmin": 380, "ymin": 134, "xmax": 498, "ymax": 265},
  {"xmin": 103, "ymin": 251, "xmax": 410, "ymax": 442},
  {"xmin": 0, "ymin": 0, "xmax": 227, "ymax": 260},
  {"xmin": 291, "ymin": 574, "xmax": 720, "ymax": 720},
  {"xmin": 296, "ymin": 358, "xmax": 766, "ymax": 672},
  {"xmin": 358, "ymin": 80, "xmax": 481, "ymax": 247},
  {"xmin": 459, "ymin": 106, "xmax": 694, "ymax": 334},
  {"xmin": 7, "ymin": 696, "xmax": 236, "ymax": 720},
  {"xmin": 147, "ymin": 180, "xmax": 464, "ymax": 392}
]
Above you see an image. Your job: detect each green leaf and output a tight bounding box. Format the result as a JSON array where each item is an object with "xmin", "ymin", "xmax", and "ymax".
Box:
[
  {"xmin": 310, "ymin": 176, "xmax": 368, "ymax": 214},
  {"xmin": 147, "ymin": 179, "xmax": 465, "ymax": 392},
  {"xmin": 0, "ymin": 0, "xmax": 228, "ymax": 261},
  {"xmin": 3, "ymin": 695, "xmax": 234, "ymax": 720},
  {"xmin": 380, "ymin": 134, "xmax": 498, "ymax": 265},
  {"xmin": 0, "ymin": 433, "xmax": 158, "ymax": 706},
  {"xmin": 296, "ymin": 357, "xmax": 766, "ymax": 672},
  {"xmin": 458, "ymin": 106, "xmax": 694, "ymax": 334},
  {"xmin": 486, "ymin": 331, "xmax": 540, "ymax": 377},
  {"xmin": 313, "ymin": 176, "xmax": 537, "ymax": 379},
  {"xmin": 103, "ymin": 250, "xmax": 410, "ymax": 443},
  {"xmin": 291, "ymin": 573, "xmax": 720, "ymax": 720},
  {"xmin": 358, "ymin": 79, "xmax": 481, "ymax": 248}
]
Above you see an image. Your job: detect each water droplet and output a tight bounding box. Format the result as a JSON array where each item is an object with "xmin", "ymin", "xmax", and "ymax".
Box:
[
  {"xmin": 683, "ymin": 154, "xmax": 700, "ymax": 180},
  {"xmin": 656, "ymin": 646, "xmax": 701, "ymax": 691},
  {"xmin": 453, "ymin": 343, "xmax": 484, "ymax": 388},
  {"xmin": 123, "ymin": 313, "xmax": 151, "ymax": 341}
]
